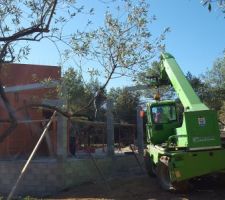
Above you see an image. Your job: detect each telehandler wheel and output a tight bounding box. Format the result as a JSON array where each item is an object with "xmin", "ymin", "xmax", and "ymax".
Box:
[
  {"xmin": 156, "ymin": 161, "xmax": 173, "ymax": 190},
  {"xmin": 157, "ymin": 161, "xmax": 189, "ymax": 192},
  {"xmin": 144, "ymin": 153, "xmax": 156, "ymax": 177}
]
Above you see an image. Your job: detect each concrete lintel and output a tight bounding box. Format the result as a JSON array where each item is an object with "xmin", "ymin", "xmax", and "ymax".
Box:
[
  {"xmin": 42, "ymin": 99, "xmax": 65, "ymax": 107},
  {"xmin": 4, "ymin": 80, "xmax": 59, "ymax": 93}
]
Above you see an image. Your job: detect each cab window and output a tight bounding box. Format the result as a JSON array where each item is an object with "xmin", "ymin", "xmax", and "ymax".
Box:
[{"xmin": 151, "ymin": 105, "xmax": 176, "ymax": 124}]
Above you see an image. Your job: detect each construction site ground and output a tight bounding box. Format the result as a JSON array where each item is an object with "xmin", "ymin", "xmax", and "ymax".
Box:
[{"xmin": 46, "ymin": 173, "xmax": 225, "ymax": 200}]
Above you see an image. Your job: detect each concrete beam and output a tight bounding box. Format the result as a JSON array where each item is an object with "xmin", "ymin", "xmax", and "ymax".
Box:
[{"xmin": 4, "ymin": 81, "xmax": 59, "ymax": 93}]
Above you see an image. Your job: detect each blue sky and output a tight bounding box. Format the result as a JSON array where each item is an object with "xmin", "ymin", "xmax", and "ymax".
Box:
[
  {"xmin": 22, "ymin": 0, "xmax": 225, "ymax": 89},
  {"xmin": 150, "ymin": 0, "xmax": 225, "ymax": 76}
]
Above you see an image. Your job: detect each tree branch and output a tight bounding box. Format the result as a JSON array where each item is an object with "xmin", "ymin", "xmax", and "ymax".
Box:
[{"xmin": 0, "ymin": 25, "xmax": 49, "ymax": 42}]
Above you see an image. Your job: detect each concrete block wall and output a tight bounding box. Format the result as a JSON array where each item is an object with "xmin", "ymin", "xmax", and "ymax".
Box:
[
  {"xmin": 63, "ymin": 155, "xmax": 143, "ymax": 189},
  {"xmin": 0, "ymin": 155, "xmax": 144, "ymax": 197},
  {"xmin": 0, "ymin": 159, "xmax": 63, "ymax": 196}
]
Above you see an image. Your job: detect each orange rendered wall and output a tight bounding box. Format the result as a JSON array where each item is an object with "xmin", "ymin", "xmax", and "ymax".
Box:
[{"xmin": 0, "ymin": 63, "xmax": 61, "ymax": 157}]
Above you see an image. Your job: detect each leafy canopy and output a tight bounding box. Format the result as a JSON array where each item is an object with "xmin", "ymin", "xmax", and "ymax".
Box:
[{"xmin": 67, "ymin": 0, "xmax": 169, "ymax": 89}]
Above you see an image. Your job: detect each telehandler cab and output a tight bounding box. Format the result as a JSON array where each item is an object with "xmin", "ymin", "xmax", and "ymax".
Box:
[{"xmin": 145, "ymin": 53, "xmax": 225, "ymax": 190}]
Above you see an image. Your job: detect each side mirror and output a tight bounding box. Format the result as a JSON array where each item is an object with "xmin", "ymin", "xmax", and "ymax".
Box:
[{"xmin": 140, "ymin": 110, "xmax": 145, "ymax": 118}]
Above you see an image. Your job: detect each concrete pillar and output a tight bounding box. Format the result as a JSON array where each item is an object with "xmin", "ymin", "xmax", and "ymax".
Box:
[
  {"xmin": 137, "ymin": 106, "xmax": 144, "ymax": 156},
  {"xmin": 106, "ymin": 99, "xmax": 114, "ymax": 156},
  {"xmin": 57, "ymin": 113, "xmax": 67, "ymax": 159},
  {"xmin": 43, "ymin": 99, "xmax": 68, "ymax": 159}
]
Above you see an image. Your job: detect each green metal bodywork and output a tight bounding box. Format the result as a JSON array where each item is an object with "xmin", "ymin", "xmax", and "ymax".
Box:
[
  {"xmin": 161, "ymin": 53, "xmax": 208, "ymax": 112},
  {"xmin": 146, "ymin": 101, "xmax": 179, "ymax": 145},
  {"xmin": 176, "ymin": 110, "xmax": 221, "ymax": 149},
  {"xmin": 169, "ymin": 149, "xmax": 225, "ymax": 182},
  {"xmin": 146, "ymin": 52, "xmax": 225, "ymax": 183},
  {"xmin": 146, "ymin": 144, "xmax": 225, "ymax": 182}
]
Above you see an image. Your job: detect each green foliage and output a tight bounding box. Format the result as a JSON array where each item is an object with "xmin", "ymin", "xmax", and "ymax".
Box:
[
  {"xmin": 108, "ymin": 88, "xmax": 140, "ymax": 123},
  {"xmin": 203, "ymin": 57, "xmax": 225, "ymax": 89},
  {"xmin": 62, "ymin": 68, "xmax": 141, "ymax": 122},
  {"xmin": 135, "ymin": 61, "xmax": 171, "ymax": 100},
  {"xmin": 61, "ymin": 68, "xmax": 86, "ymax": 111},
  {"xmin": 186, "ymin": 72, "xmax": 205, "ymax": 98},
  {"xmin": 201, "ymin": 56, "xmax": 225, "ymax": 113},
  {"xmin": 60, "ymin": 67, "xmax": 103, "ymax": 119},
  {"xmin": 137, "ymin": 61, "xmax": 161, "ymax": 84},
  {"xmin": 183, "ymin": 56, "xmax": 225, "ymax": 122}
]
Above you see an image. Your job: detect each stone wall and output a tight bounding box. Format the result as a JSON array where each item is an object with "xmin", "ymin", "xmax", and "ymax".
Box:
[{"xmin": 0, "ymin": 155, "xmax": 144, "ymax": 197}]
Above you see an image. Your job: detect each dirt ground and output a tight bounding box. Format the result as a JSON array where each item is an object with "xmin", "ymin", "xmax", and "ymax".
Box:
[{"xmin": 46, "ymin": 173, "xmax": 225, "ymax": 200}]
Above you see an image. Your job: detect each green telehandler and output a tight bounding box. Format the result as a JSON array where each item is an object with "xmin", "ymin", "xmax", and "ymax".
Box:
[{"xmin": 144, "ymin": 53, "xmax": 225, "ymax": 190}]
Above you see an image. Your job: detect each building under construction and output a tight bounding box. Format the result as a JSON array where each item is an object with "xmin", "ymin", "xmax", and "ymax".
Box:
[{"xmin": 0, "ymin": 63, "xmax": 144, "ymax": 197}]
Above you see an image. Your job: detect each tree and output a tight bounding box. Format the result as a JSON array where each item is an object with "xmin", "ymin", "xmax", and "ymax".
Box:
[
  {"xmin": 67, "ymin": 0, "xmax": 169, "ymax": 92},
  {"xmin": 203, "ymin": 57, "xmax": 225, "ymax": 88},
  {"xmin": 61, "ymin": 67, "xmax": 106, "ymax": 120},
  {"xmin": 135, "ymin": 60, "xmax": 172, "ymax": 100},
  {"xmin": 137, "ymin": 61, "xmax": 161, "ymax": 84},
  {"xmin": 186, "ymin": 72, "xmax": 205, "ymax": 99},
  {"xmin": 61, "ymin": 68, "xmax": 87, "ymax": 112},
  {"xmin": 108, "ymin": 88, "xmax": 140, "ymax": 123},
  {"xmin": 201, "ymin": 56, "xmax": 225, "ymax": 112}
]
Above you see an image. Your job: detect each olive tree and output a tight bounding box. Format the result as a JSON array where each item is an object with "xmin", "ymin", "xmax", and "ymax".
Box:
[{"xmin": 67, "ymin": 0, "xmax": 169, "ymax": 92}]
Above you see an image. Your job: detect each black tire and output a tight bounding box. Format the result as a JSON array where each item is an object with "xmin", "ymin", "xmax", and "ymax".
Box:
[{"xmin": 144, "ymin": 153, "xmax": 156, "ymax": 177}]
